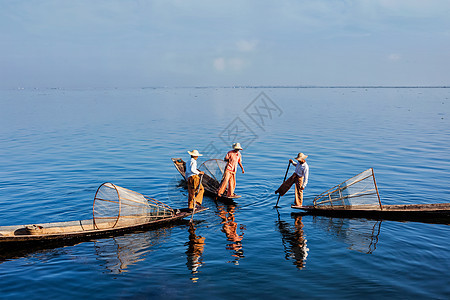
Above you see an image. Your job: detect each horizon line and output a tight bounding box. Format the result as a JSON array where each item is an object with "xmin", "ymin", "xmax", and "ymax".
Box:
[{"xmin": 3, "ymin": 85, "xmax": 450, "ymax": 90}]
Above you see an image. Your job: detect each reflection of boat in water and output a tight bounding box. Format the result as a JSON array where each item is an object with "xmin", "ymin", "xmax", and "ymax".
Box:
[
  {"xmin": 172, "ymin": 158, "xmax": 241, "ymax": 200},
  {"xmin": 0, "ymin": 218, "xmax": 182, "ymax": 266},
  {"xmin": 0, "ymin": 239, "xmax": 83, "ymax": 264},
  {"xmin": 185, "ymin": 223, "xmax": 206, "ymax": 282},
  {"xmin": 216, "ymin": 204, "xmax": 245, "ymax": 264},
  {"xmin": 0, "ymin": 183, "xmax": 207, "ymax": 247},
  {"xmin": 293, "ymin": 168, "xmax": 450, "ymax": 224},
  {"xmin": 275, "ymin": 211, "xmax": 308, "ymax": 269}
]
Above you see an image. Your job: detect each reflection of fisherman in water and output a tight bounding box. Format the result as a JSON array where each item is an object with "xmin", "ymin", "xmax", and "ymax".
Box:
[
  {"xmin": 276, "ymin": 212, "xmax": 308, "ymax": 270},
  {"xmin": 217, "ymin": 204, "xmax": 245, "ymax": 264},
  {"xmin": 185, "ymin": 223, "xmax": 205, "ymax": 282}
]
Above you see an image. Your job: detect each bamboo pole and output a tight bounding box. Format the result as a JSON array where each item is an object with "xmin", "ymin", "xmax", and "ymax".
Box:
[{"xmin": 371, "ymin": 168, "xmax": 383, "ymax": 210}]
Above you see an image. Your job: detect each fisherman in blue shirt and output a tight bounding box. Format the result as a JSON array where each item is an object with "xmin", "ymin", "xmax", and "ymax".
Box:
[{"xmin": 186, "ymin": 150, "xmax": 205, "ymax": 210}]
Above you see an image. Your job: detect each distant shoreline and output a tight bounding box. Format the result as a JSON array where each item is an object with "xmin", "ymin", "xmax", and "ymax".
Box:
[{"xmin": 4, "ymin": 85, "xmax": 450, "ymax": 91}]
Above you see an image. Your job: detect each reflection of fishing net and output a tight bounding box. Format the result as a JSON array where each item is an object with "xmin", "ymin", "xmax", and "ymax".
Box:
[
  {"xmin": 199, "ymin": 159, "xmax": 228, "ymax": 191},
  {"xmin": 311, "ymin": 216, "xmax": 381, "ymax": 254},
  {"xmin": 314, "ymin": 168, "xmax": 382, "ymax": 209},
  {"xmin": 95, "ymin": 229, "xmax": 170, "ymax": 274},
  {"xmin": 93, "ymin": 183, "xmax": 174, "ymax": 229}
]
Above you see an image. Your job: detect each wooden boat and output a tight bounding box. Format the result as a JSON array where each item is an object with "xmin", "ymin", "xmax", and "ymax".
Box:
[
  {"xmin": 292, "ymin": 203, "xmax": 450, "ymax": 224},
  {"xmin": 291, "ymin": 168, "xmax": 450, "ymax": 224},
  {"xmin": 0, "ymin": 183, "xmax": 208, "ymax": 246},
  {"xmin": 0, "ymin": 208, "xmax": 207, "ymax": 246},
  {"xmin": 172, "ymin": 158, "xmax": 241, "ymax": 200}
]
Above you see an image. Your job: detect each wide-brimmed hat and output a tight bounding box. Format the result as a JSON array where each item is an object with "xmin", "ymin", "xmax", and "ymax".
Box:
[
  {"xmin": 295, "ymin": 152, "xmax": 308, "ymax": 161},
  {"xmin": 187, "ymin": 149, "xmax": 203, "ymax": 157},
  {"xmin": 232, "ymin": 143, "xmax": 243, "ymax": 150}
]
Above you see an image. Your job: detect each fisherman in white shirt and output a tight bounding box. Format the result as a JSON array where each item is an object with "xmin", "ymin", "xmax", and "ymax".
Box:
[
  {"xmin": 186, "ymin": 150, "xmax": 204, "ymax": 210},
  {"xmin": 275, "ymin": 153, "xmax": 309, "ymax": 207}
]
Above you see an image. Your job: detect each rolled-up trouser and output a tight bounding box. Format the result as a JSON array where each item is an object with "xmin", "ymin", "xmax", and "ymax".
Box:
[
  {"xmin": 276, "ymin": 173, "xmax": 304, "ymax": 206},
  {"xmin": 188, "ymin": 175, "xmax": 204, "ymax": 209},
  {"xmin": 217, "ymin": 170, "xmax": 236, "ymax": 196}
]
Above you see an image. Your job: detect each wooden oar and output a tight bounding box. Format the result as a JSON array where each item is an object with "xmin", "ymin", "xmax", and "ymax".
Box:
[
  {"xmin": 274, "ymin": 161, "xmax": 291, "ymax": 208},
  {"xmin": 190, "ymin": 174, "xmax": 204, "ymax": 223}
]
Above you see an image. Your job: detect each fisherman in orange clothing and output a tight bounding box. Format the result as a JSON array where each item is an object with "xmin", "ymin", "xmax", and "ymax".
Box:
[{"xmin": 217, "ymin": 143, "xmax": 245, "ymax": 197}]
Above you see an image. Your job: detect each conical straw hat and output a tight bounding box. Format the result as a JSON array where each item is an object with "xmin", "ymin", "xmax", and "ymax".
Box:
[
  {"xmin": 187, "ymin": 149, "xmax": 203, "ymax": 156},
  {"xmin": 295, "ymin": 152, "xmax": 308, "ymax": 161},
  {"xmin": 232, "ymin": 143, "xmax": 243, "ymax": 150}
]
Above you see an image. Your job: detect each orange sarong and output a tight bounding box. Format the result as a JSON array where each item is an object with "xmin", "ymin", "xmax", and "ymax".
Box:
[
  {"xmin": 217, "ymin": 170, "xmax": 236, "ymax": 197},
  {"xmin": 187, "ymin": 175, "xmax": 204, "ymax": 209}
]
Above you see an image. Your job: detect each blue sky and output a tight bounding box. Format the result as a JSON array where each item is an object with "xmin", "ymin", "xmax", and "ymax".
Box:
[{"xmin": 1, "ymin": 0, "xmax": 449, "ymax": 88}]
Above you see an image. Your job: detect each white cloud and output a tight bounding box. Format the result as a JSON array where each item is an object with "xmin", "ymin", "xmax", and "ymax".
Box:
[
  {"xmin": 388, "ymin": 53, "xmax": 401, "ymax": 61},
  {"xmin": 236, "ymin": 39, "xmax": 258, "ymax": 52},
  {"xmin": 213, "ymin": 57, "xmax": 226, "ymax": 71},
  {"xmin": 213, "ymin": 57, "xmax": 247, "ymax": 72}
]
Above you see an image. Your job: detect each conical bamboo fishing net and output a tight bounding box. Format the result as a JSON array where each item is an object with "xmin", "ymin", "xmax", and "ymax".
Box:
[
  {"xmin": 314, "ymin": 168, "xmax": 382, "ymax": 209},
  {"xmin": 199, "ymin": 159, "xmax": 228, "ymax": 191},
  {"xmin": 93, "ymin": 183, "xmax": 174, "ymax": 229},
  {"xmin": 200, "ymin": 159, "xmax": 226, "ymax": 183}
]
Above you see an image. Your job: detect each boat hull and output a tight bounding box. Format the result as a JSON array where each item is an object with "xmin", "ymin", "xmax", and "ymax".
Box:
[{"xmin": 292, "ymin": 203, "xmax": 450, "ymax": 224}]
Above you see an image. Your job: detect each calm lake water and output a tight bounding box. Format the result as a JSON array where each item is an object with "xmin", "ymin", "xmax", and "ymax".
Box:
[{"xmin": 0, "ymin": 87, "xmax": 449, "ymax": 299}]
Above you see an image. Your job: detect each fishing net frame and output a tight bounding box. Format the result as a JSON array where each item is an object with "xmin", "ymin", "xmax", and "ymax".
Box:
[
  {"xmin": 313, "ymin": 168, "xmax": 382, "ymax": 210},
  {"xmin": 93, "ymin": 182, "xmax": 174, "ymax": 230},
  {"xmin": 199, "ymin": 159, "xmax": 226, "ymax": 182},
  {"xmin": 199, "ymin": 159, "xmax": 228, "ymax": 192}
]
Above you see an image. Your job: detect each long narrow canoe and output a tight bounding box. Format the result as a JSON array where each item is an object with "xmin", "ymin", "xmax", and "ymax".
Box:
[
  {"xmin": 0, "ymin": 207, "xmax": 208, "ymax": 246},
  {"xmin": 171, "ymin": 158, "xmax": 241, "ymax": 200},
  {"xmin": 292, "ymin": 203, "xmax": 450, "ymax": 224}
]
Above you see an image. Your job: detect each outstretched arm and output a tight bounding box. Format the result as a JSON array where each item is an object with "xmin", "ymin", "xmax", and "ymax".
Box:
[{"xmin": 238, "ymin": 161, "xmax": 245, "ymax": 173}]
